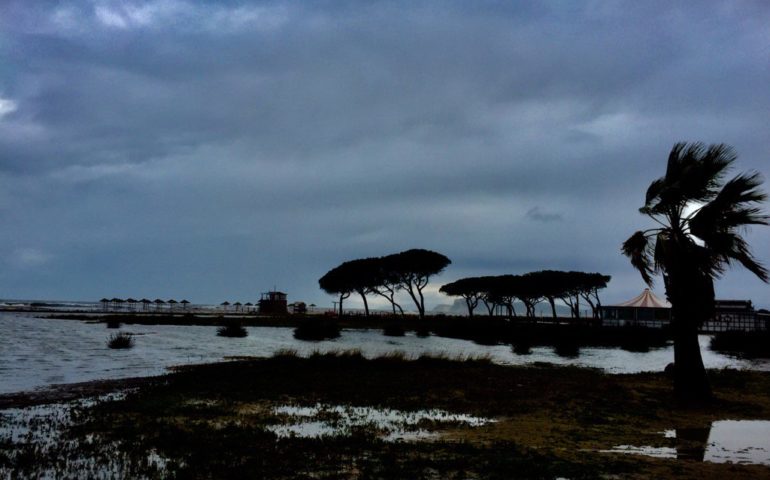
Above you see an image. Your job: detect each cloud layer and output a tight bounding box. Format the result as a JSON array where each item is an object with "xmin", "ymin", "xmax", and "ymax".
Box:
[{"xmin": 1, "ymin": 1, "xmax": 769, "ymax": 308}]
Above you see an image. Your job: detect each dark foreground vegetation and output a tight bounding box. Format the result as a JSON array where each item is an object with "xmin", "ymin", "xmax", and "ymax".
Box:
[{"xmin": 3, "ymin": 353, "xmax": 770, "ymax": 479}]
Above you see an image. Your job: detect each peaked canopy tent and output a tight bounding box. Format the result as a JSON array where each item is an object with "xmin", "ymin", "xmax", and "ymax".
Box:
[{"xmin": 601, "ymin": 288, "xmax": 672, "ymax": 328}]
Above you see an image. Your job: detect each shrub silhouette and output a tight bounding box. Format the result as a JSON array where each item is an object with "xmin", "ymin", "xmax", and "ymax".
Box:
[
  {"xmin": 107, "ymin": 332, "xmax": 134, "ymax": 349},
  {"xmin": 217, "ymin": 321, "xmax": 248, "ymax": 338}
]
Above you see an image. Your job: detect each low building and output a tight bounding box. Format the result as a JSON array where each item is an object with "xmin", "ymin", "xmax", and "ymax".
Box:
[
  {"xmin": 258, "ymin": 291, "xmax": 288, "ymax": 315},
  {"xmin": 602, "ymin": 290, "xmax": 769, "ymax": 332},
  {"xmin": 703, "ymin": 300, "xmax": 769, "ymax": 332},
  {"xmin": 601, "ymin": 288, "xmax": 672, "ymax": 328}
]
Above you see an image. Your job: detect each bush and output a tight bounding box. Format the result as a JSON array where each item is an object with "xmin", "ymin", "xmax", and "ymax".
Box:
[
  {"xmin": 217, "ymin": 321, "xmax": 248, "ymax": 338},
  {"xmin": 512, "ymin": 341, "xmax": 532, "ymax": 355},
  {"xmin": 383, "ymin": 324, "xmax": 405, "ymax": 337},
  {"xmin": 106, "ymin": 318, "xmax": 121, "ymax": 329},
  {"xmin": 711, "ymin": 331, "xmax": 770, "ymax": 358},
  {"xmin": 294, "ymin": 319, "xmax": 341, "ymax": 341},
  {"xmin": 107, "ymin": 332, "xmax": 134, "ymax": 349},
  {"xmin": 415, "ymin": 327, "xmax": 431, "ymax": 338}
]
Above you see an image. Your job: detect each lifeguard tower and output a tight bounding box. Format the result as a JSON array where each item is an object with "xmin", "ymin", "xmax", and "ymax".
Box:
[{"xmin": 258, "ymin": 291, "xmax": 288, "ymax": 315}]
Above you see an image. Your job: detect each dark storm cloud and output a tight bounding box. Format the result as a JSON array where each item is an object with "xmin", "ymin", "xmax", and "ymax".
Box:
[{"xmin": 0, "ymin": 1, "xmax": 768, "ymax": 308}]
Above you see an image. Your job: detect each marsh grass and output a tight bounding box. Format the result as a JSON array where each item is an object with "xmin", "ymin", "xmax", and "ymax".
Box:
[
  {"xmin": 107, "ymin": 332, "xmax": 134, "ymax": 349},
  {"xmin": 7, "ymin": 354, "xmax": 770, "ymax": 479}
]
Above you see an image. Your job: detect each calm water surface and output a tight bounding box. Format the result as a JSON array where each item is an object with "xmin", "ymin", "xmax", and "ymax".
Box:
[{"xmin": 2, "ymin": 313, "xmax": 769, "ymax": 394}]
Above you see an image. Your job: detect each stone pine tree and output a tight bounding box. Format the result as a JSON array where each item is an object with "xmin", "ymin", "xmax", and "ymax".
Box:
[{"xmin": 386, "ymin": 249, "xmax": 451, "ymax": 319}]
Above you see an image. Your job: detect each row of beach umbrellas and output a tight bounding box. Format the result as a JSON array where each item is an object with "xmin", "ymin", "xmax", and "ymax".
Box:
[
  {"xmin": 100, "ymin": 298, "xmax": 190, "ymax": 310},
  {"xmin": 219, "ymin": 301, "xmax": 255, "ymax": 311}
]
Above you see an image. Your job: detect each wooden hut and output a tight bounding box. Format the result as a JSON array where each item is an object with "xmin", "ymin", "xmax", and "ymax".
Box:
[{"xmin": 258, "ymin": 291, "xmax": 288, "ymax": 315}]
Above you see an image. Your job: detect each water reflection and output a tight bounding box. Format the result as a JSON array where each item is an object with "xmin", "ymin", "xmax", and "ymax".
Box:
[
  {"xmin": 674, "ymin": 425, "xmax": 711, "ymax": 461},
  {"xmin": 605, "ymin": 420, "xmax": 770, "ymax": 465}
]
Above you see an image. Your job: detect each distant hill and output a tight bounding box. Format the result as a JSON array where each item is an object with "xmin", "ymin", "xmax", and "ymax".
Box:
[{"xmin": 432, "ymin": 298, "xmax": 573, "ymax": 317}]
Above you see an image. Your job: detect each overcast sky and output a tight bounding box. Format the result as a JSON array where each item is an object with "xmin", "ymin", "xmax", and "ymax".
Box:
[{"xmin": 1, "ymin": 1, "xmax": 769, "ymax": 310}]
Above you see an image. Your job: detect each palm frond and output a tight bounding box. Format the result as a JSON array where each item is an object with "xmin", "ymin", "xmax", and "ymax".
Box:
[
  {"xmin": 689, "ymin": 171, "xmax": 769, "ymax": 242},
  {"xmin": 652, "ymin": 231, "xmax": 670, "ymax": 273},
  {"xmin": 622, "ymin": 231, "xmax": 654, "ymax": 285},
  {"xmin": 673, "ymin": 143, "xmax": 735, "ymax": 203},
  {"xmin": 711, "ymin": 233, "xmax": 769, "ymax": 282},
  {"xmin": 644, "ymin": 178, "xmax": 667, "ymax": 209}
]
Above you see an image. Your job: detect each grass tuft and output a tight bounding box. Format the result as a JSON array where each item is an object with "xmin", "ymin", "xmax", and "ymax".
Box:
[
  {"xmin": 107, "ymin": 332, "xmax": 134, "ymax": 349},
  {"xmin": 217, "ymin": 321, "xmax": 248, "ymax": 338}
]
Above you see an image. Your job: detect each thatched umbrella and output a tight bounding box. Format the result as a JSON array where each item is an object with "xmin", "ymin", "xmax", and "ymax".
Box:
[
  {"xmin": 125, "ymin": 298, "xmax": 137, "ymax": 312},
  {"xmin": 168, "ymin": 299, "xmax": 178, "ymax": 311},
  {"xmin": 154, "ymin": 298, "xmax": 165, "ymax": 312},
  {"xmin": 180, "ymin": 299, "xmax": 190, "ymax": 310},
  {"xmin": 233, "ymin": 301, "xmax": 242, "ymax": 312},
  {"xmin": 221, "ymin": 301, "xmax": 230, "ymax": 312},
  {"xmin": 99, "ymin": 298, "xmax": 110, "ymax": 311},
  {"xmin": 244, "ymin": 302, "xmax": 253, "ymax": 312},
  {"xmin": 140, "ymin": 298, "xmax": 151, "ymax": 312},
  {"xmin": 111, "ymin": 298, "xmax": 124, "ymax": 311}
]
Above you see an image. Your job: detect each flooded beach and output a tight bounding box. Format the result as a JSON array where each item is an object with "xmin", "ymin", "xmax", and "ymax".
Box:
[{"xmin": 3, "ymin": 313, "xmax": 770, "ymax": 395}]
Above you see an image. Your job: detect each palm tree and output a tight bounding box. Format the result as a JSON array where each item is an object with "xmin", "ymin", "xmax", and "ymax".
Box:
[{"xmin": 623, "ymin": 142, "xmax": 768, "ymax": 402}]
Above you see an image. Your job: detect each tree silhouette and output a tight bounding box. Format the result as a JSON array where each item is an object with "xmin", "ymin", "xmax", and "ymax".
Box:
[
  {"xmin": 386, "ymin": 249, "xmax": 451, "ymax": 319},
  {"xmin": 318, "ymin": 263, "xmax": 355, "ymax": 318},
  {"xmin": 623, "ymin": 142, "xmax": 768, "ymax": 402},
  {"xmin": 439, "ymin": 277, "xmax": 486, "ymax": 317},
  {"xmin": 369, "ymin": 256, "xmax": 405, "ymax": 315}
]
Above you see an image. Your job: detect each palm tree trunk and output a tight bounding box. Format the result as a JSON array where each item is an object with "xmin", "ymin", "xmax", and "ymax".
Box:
[
  {"xmin": 671, "ymin": 305, "xmax": 711, "ymax": 402},
  {"xmin": 666, "ymin": 271, "xmax": 713, "ymax": 403}
]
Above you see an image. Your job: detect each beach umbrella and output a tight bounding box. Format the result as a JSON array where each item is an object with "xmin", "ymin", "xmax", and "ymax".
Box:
[
  {"xmin": 168, "ymin": 299, "xmax": 178, "ymax": 311},
  {"xmin": 180, "ymin": 299, "xmax": 190, "ymax": 310},
  {"xmin": 110, "ymin": 298, "xmax": 124, "ymax": 311},
  {"xmin": 140, "ymin": 298, "xmax": 151, "ymax": 311},
  {"xmin": 154, "ymin": 298, "xmax": 165, "ymax": 311},
  {"xmin": 221, "ymin": 301, "xmax": 230, "ymax": 312},
  {"xmin": 100, "ymin": 298, "xmax": 110, "ymax": 311},
  {"xmin": 125, "ymin": 298, "xmax": 137, "ymax": 311}
]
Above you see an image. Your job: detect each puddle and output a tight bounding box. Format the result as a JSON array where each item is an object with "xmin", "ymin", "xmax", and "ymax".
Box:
[
  {"xmin": 602, "ymin": 420, "xmax": 770, "ymax": 465},
  {"xmin": 267, "ymin": 404, "xmax": 496, "ymax": 441},
  {"xmin": 0, "ymin": 392, "xmax": 175, "ymax": 478},
  {"xmin": 602, "ymin": 445, "xmax": 678, "ymax": 459}
]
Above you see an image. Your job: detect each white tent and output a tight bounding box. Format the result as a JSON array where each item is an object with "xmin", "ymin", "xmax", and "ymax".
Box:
[
  {"xmin": 601, "ymin": 288, "xmax": 671, "ymax": 327},
  {"xmin": 614, "ymin": 288, "xmax": 671, "ymax": 309}
]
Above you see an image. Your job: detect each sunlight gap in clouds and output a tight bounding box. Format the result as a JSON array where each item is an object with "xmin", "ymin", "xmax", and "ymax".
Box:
[
  {"xmin": 90, "ymin": 0, "xmax": 290, "ymax": 32},
  {"xmin": 0, "ymin": 98, "xmax": 18, "ymax": 119}
]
